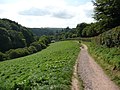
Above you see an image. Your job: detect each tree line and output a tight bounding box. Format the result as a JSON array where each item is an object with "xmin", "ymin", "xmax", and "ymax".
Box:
[
  {"xmin": 0, "ymin": 19, "xmax": 51, "ymax": 61},
  {"xmin": 55, "ymin": 0, "xmax": 120, "ymax": 47},
  {"xmin": 0, "ymin": 19, "xmax": 35, "ymax": 52},
  {"xmin": 30, "ymin": 28, "xmax": 63, "ymax": 37}
]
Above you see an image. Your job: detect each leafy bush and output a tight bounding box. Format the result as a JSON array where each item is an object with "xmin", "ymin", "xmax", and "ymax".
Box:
[
  {"xmin": 94, "ymin": 26, "xmax": 120, "ymax": 47},
  {"xmin": 0, "ymin": 35, "xmax": 51, "ymax": 61},
  {"xmin": 30, "ymin": 42, "xmax": 43, "ymax": 51},
  {"xmin": 6, "ymin": 48, "xmax": 30, "ymax": 59},
  {"xmin": 39, "ymin": 35, "xmax": 51, "ymax": 46},
  {"xmin": 27, "ymin": 46, "xmax": 37, "ymax": 54},
  {"xmin": 0, "ymin": 52, "xmax": 6, "ymax": 61}
]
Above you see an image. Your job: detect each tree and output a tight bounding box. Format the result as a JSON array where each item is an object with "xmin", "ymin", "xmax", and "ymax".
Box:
[
  {"xmin": 0, "ymin": 19, "xmax": 35, "ymax": 52},
  {"xmin": 76, "ymin": 23, "xmax": 88, "ymax": 37},
  {"xmin": 0, "ymin": 27, "xmax": 12, "ymax": 52},
  {"xmin": 93, "ymin": 0, "xmax": 120, "ymax": 29},
  {"xmin": 22, "ymin": 29, "xmax": 34, "ymax": 46}
]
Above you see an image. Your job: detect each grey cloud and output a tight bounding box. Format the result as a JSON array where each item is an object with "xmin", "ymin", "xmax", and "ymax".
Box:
[
  {"xmin": 19, "ymin": 7, "xmax": 74, "ymax": 19},
  {"xmin": 52, "ymin": 10, "xmax": 74, "ymax": 19},
  {"xmin": 19, "ymin": 8, "xmax": 50, "ymax": 16}
]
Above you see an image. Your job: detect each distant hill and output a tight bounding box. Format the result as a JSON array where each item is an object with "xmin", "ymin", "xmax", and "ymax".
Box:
[
  {"xmin": 30, "ymin": 28, "xmax": 63, "ymax": 36},
  {"xmin": 0, "ymin": 18, "xmax": 35, "ymax": 52}
]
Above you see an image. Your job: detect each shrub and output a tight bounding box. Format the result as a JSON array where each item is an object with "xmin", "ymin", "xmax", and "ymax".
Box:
[
  {"xmin": 7, "ymin": 48, "xmax": 30, "ymax": 59},
  {"xmin": 0, "ymin": 35, "xmax": 51, "ymax": 61},
  {"xmin": 28, "ymin": 46, "xmax": 37, "ymax": 54},
  {"xmin": 0, "ymin": 52, "xmax": 6, "ymax": 61},
  {"xmin": 39, "ymin": 36, "xmax": 51, "ymax": 46},
  {"xmin": 30, "ymin": 42, "xmax": 42, "ymax": 51},
  {"xmin": 38, "ymin": 41, "xmax": 47, "ymax": 49},
  {"xmin": 94, "ymin": 26, "xmax": 120, "ymax": 47}
]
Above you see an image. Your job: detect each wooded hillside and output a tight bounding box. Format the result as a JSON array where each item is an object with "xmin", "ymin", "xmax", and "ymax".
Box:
[
  {"xmin": 30, "ymin": 28, "xmax": 63, "ymax": 36},
  {"xmin": 0, "ymin": 19, "xmax": 35, "ymax": 52}
]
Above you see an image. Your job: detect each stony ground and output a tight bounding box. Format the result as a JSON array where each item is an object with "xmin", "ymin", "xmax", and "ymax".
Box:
[{"xmin": 77, "ymin": 44, "xmax": 120, "ymax": 90}]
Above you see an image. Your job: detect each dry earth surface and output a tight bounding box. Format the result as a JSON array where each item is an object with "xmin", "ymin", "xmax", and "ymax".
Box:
[
  {"xmin": 72, "ymin": 43, "xmax": 120, "ymax": 90},
  {"xmin": 71, "ymin": 52, "xmax": 81, "ymax": 90}
]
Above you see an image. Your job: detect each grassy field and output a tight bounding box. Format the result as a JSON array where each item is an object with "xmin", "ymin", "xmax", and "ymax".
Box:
[
  {"xmin": 0, "ymin": 41, "xmax": 80, "ymax": 90},
  {"xmin": 85, "ymin": 42, "xmax": 120, "ymax": 87}
]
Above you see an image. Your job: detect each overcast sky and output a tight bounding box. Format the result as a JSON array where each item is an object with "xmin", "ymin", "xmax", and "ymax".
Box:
[{"xmin": 0, "ymin": 0, "xmax": 94, "ymax": 28}]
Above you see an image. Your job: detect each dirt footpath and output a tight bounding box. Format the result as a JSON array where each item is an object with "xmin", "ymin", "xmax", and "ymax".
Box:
[
  {"xmin": 77, "ymin": 44, "xmax": 119, "ymax": 90},
  {"xmin": 71, "ymin": 57, "xmax": 80, "ymax": 90}
]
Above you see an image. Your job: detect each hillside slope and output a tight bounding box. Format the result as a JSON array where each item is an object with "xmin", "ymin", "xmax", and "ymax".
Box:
[
  {"xmin": 0, "ymin": 18, "xmax": 35, "ymax": 52},
  {"xmin": 30, "ymin": 28, "xmax": 63, "ymax": 36},
  {"xmin": 0, "ymin": 41, "xmax": 80, "ymax": 89}
]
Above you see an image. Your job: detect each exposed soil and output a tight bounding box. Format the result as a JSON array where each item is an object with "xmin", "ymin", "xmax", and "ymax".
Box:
[
  {"xmin": 77, "ymin": 44, "xmax": 120, "ymax": 90},
  {"xmin": 71, "ymin": 52, "xmax": 80, "ymax": 90}
]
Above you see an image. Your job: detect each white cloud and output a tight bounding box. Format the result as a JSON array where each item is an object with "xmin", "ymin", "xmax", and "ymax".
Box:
[
  {"xmin": 19, "ymin": 7, "xmax": 50, "ymax": 16},
  {"xmin": 0, "ymin": 0, "xmax": 94, "ymax": 28},
  {"xmin": 19, "ymin": 7, "xmax": 74, "ymax": 19}
]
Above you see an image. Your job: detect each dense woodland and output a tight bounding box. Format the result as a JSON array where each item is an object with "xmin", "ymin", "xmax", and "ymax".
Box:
[
  {"xmin": 0, "ymin": 19, "xmax": 35, "ymax": 52},
  {"xmin": 30, "ymin": 28, "xmax": 63, "ymax": 37},
  {"xmin": 0, "ymin": 19, "xmax": 51, "ymax": 61}
]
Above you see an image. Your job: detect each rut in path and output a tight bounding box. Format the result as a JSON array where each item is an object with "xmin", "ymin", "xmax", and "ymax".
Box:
[{"xmin": 77, "ymin": 44, "xmax": 119, "ymax": 90}]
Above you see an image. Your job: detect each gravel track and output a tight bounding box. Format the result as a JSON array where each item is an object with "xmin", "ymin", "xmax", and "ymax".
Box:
[{"xmin": 77, "ymin": 44, "xmax": 119, "ymax": 90}]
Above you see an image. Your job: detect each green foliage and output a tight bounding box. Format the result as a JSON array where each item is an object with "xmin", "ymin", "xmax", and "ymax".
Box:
[
  {"xmin": 0, "ymin": 41, "xmax": 80, "ymax": 89},
  {"xmin": 82, "ymin": 23, "xmax": 99, "ymax": 37},
  {"xmin": 0, "ymin": 36, "xmax": 51, "ymax": 60},
  {"xmin": 86, "ymin": 42, "xmax": 120, "ymax": 86},
  {"xmin": 76, "ymin": 22, "xmax": 108, "ymax": 37},
  {"xmin": 55, "ymin": 27, "xmax": 77, "ymax": 40},
  {"xmin": 0, "ymin": 52, "xmax": 6, "ymax": 61},
  {"xmin": 94, "ymin": 26, "xmax": 120, "ymax": 47},
  {"xmin": 0, "ymin": 18, "xmax": 35, "ymax": 52},
  {"xmin": 76, "ymin": 23, "xmax": 88, "ymax": 37},
  {"xmin": 30, "ymin": 36, "xmax": 51, "ymax": 52},
  {"xmin": 30, "ymin": 28, "xmax": 63, "ymax": 37},
  {"xmin": 38, "ymin": 0, "xmax": 120, "ymax": 40},
  {"xmin": 39, "ymin": 35, "xmax": 51, "ymax": 45},
  {"xmin": 93, "ymin": 0, "xmax": 120, "ymax": 29},
  {"xmin": 8, "ymin": 30, "xmax": 26, "ymax": 49},
  {"xmin": 22, "ymin": 29, "xmax": 34, "ymax": 46},
  {"xmin": 71, "ymin": 0, "xmax": 120, "ymax": 38},
  {"xmin": 61, "ymin": 22, "xmax": 104, "ymax": 38},
  {"xmin": 0, "ymin": 27, "xmax": 12, "ymax": 52},
  {"xmin": 30, "ymin": 41, "xmax": 43, "ymax": 51},
  {"xmin": 27, "ymin": 46, "xmax": 37, "ymax": 54},
  {"xmin": 6, "ymin": 48, "xmax": 30, "ymax": 59},
  {"xmin": 72, "ymin": 34, "xmax": 77, "ymax": 38}
]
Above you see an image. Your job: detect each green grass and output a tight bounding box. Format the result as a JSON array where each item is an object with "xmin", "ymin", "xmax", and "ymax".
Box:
[
  {"xmin": 0, "ymin": 41, "xmax": 80, "ymax": 90},
  {"xmin": 85, "ymin": 42, "xmax": 120, "ymax": 87}
]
